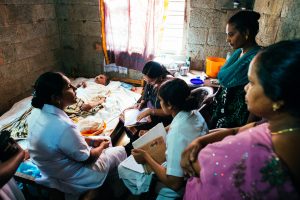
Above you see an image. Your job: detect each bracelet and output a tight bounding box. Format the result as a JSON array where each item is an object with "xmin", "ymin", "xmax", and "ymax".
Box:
[{"xmin": 90, "ymin": 140, "xmax": 95, "ymax": 147}]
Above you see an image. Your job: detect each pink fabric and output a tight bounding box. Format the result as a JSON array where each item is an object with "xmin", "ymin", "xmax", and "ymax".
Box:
[
  {"xmin": 184, "ymin": 123, "xmax": 299, "ymax": 200},
  {"xmin": 104, "ymin": 0, "xmax": 164, "ymax": 71}
]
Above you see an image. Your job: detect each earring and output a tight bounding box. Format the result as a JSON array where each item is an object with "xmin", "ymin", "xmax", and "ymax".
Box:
[
  {"xmin": 272, "ymin": 103, "xmax": 280, "ymax": 111},
  {"xmin": 245, "ymin": 35, "xmax": 248, "ymax": 40}
]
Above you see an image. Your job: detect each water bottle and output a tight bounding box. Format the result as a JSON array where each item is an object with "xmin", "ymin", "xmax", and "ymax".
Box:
[
  {"xmin": 226, "ymin": 52, "xmax": 231, "ymax": 61},
  {"xmin": 186, "ymin": 57, "xmax": 191, "ymax": 67}
]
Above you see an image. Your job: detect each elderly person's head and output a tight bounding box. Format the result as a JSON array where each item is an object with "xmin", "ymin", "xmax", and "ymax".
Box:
[
  {"xmin": 32, "ymin": 72, "xmax": 77, "ymax": 110},
  {"xmin": 142, "ymin": 61, "xmax": 169, "ymax": 85},
  {"xmin": 226, "ymin": 11, "xmax": 260, "ymax": 49},
  {"xmin": 94, "ymin": 74, "xmax": 110, "ymax": 85},
  {"xmin": 245, "ymin": 40, "xmax": 300, "ymax": 120}
]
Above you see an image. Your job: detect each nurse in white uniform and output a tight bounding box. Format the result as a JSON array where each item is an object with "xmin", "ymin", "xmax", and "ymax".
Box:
[{"xmin": 27, "ymin": 72, "xmax": 126, "ymax": 198}]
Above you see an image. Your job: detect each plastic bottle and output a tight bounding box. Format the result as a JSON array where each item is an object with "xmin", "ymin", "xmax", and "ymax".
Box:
[
  {"xmin": 186, "ymin": 57, "xmax": 191, "ymax": 67},
  {"xmin": 226, "ymin": 52, "xmax": 231, "ymax": 61}
]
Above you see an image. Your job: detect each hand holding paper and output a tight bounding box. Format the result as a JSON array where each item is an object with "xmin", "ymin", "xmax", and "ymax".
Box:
[
  {"xmin": 119, "ymin": 123, "xmax": 167, "ymax": 174},
  {"xmin": 131, "ymin": 148, "xmax": 148, "ymax": 164},
  {"xmin": 124, "ymin": 108, "xmax": 149, "ymax": 127},
  {"xmin": 136, "ymin": 109, "xmax": 151, "ymax": 121},
  {"xmin": 132, "ymin": 123, "xmax": 167, "ymax": 173}
]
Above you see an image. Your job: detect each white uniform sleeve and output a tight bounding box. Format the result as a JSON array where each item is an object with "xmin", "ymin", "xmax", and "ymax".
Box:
[
  {"xmin": 165, "ymin": 128, "xmax": 186, "ymax": 177},
  {"xmin": 165, "ymin": 111, "xmax": 208, "ymax": 177},
  {"xmin": 58, "ymin": 125, "xmax": 91, "ymax": 162}
]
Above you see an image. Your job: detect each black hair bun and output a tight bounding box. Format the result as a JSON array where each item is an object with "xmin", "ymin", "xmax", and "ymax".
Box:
[
  {"xmin": 250, "ymin": 11, "xmax": 260, "ymax": 21},
  {"xmin": 31, "ymin": 96, "xmax": 44, "ymax": 109}
]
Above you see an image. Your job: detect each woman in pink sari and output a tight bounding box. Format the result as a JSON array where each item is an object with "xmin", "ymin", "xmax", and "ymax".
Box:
[{"xmin": 181, "ymin": 40, "xmax": 300, "ymax": 199}]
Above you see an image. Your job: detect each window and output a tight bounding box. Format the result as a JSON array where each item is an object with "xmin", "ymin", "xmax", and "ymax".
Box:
[{"xmin": 157, "ymin": 0, "xmax": 186, "ymax": 56}]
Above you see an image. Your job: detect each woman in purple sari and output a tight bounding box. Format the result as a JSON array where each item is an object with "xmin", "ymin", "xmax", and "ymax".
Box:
[{"xmin": 181, "ymin": 40, "xmax": 300, "ymax": 199}]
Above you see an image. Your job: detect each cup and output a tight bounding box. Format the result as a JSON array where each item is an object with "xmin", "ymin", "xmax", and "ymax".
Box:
[{"xmin": 180, "ymin": 66, "xmax": 189, "ymax": 76}]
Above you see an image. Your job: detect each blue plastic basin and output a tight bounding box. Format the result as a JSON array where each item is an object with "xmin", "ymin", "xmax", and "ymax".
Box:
[{"xmin": 190, "ymin": 78, "xmax": 204, "ymax": 85}]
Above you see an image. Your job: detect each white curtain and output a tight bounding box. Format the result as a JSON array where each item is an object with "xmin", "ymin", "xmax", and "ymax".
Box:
[{"xmin": 104, "ymin": 0, "xmax": 165, "ymax": 71}]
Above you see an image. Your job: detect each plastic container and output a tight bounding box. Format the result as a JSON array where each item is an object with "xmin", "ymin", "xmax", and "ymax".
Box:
[
  {"xmin": 206, "ymin": 57, "xmax": 226, "ymax": 78},
  {"xmin": 190, "ymin": 78, "xmax": 204, "ymax": 85},
  {"xmin": 180, "ymin": 66, "xmax": 189, "ymax": 76}
]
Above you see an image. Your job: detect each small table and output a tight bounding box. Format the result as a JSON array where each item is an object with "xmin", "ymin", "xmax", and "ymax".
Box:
[
  {"xmin": 203, "ymin": 79, "xmax": 220, "ymax": 88},
  {"xmin": 176, "ymin": 71, "xmax": 220, "ymax": 89},
  {"xmin": 176, "ymin": 71, "xmax": 206, "ymax": 88}
]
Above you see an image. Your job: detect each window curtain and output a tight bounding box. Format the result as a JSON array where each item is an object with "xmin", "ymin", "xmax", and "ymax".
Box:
[{"xmin": 101, "ymin": 0, "xmax": 165, "ymax": 71}]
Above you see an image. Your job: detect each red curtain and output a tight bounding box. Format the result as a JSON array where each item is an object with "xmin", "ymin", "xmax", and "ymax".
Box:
[{"xmin": 103, "ymin": 0, "xmax": 165, "ymax": 71}]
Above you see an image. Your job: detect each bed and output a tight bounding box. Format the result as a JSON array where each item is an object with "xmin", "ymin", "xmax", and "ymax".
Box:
[{"xmin": 0, "ymin": 78, "xmax": 142, "ymax": 140}]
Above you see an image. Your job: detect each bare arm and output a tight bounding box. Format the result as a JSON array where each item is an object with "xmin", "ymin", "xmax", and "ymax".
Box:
[
  {"xmin": 181, "ymin": 128, "xmax": 238, "ymax": 177},
  {"xmin": 0, "ymin": 144, "xmax": 25, "ymax": 187},
  {"xmin": 83, "ymin": 140, "xmax": 110, "ymax": 164},
  {"xmin": 136, "ymin": 108, "xmax": 170, "ymax": 121},
  {"xmin": 80, "ymin": 97, "xmax": 106, "ymax": 111},
  {"xmin": 196, "ymin": 121, "xmax": 256, "ymax": 147},
  {"xmin": 181, "ymin": 122, "xmax": 256, "ymax": 177}
]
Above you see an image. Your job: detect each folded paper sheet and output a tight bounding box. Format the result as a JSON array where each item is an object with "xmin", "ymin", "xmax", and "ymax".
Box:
[
  {"xmin": 124, "ymin": 108, "xmax": 148, "ymax": 127},
  {"xmin": 132, "ymin": 123, "xmax": 167, "ymax": 173},
  {"xmin": 120, "ymin": 123, "xmax": 167, "ymax": 173}
]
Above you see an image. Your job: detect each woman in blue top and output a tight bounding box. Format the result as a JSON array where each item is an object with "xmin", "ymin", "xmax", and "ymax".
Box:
[
  {"xmin": 119, "ymin": 78, "xmax": 208, "ymax": 199},
  {"xmin": 209, "ymin": 11, "xmax": 261, "ymax": 128}
]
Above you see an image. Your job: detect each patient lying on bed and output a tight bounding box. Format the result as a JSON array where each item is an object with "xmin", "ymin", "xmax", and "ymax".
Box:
[
  {"xmin": 64, "ymin": 96, "xmax": 106, "ymax": 118},
  {"xmin": 76, "ymin": 74, "xmax": 110, "ymax": 88},
  {"xmin": 1, "ymin": 73, "xmax": 141, "ymax": 140},
  {"xmin": 64, "ymin": 74, "xmax": 110, "ymax": 117}
]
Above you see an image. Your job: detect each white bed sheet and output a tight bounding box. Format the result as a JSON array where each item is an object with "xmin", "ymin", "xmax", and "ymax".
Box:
[
  {"xmin": 0, "ymin": 96, "xmax": 32, "ymax": 129},
  {"xmin": 0, "ymin": 78, "xmax": 141, "ymax": 137},
  {"xmin": 73, "ymin": 78, "xmax": 141, "ymax": 135}
]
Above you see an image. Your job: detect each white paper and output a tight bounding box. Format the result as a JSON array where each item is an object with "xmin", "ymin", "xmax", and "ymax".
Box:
[
  {"xmin": 120, "ymin": 155, "xmax": 145, "ymax": 173},
  {"xmin": 132, "ymin": 123, "xmax": 167, "ymax": 148},
  {"xmin": 124, "ymin": 108, "xmax": 148, "ymax": 127}
]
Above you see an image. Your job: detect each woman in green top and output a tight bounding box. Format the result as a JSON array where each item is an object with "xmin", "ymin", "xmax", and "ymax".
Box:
[{"xmin": 209, "ymin": 11, "xmax": 261, "ymax": 128}]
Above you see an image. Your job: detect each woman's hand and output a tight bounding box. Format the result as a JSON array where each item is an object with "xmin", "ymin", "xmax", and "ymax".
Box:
[
  {"xmin": 136, "ymin": 109, "xmax": 151, "ymax": 122},
  {"xmin": 132, "ymin": 149, "xmax": 149, "ymax": 164},
  {"xmin": 85, "ymin": 139, "xmax": 110, "ymax": 163},
  {"xmin": 88, "ymin": 137, "xmax": 110, "ymax": 148},
  {"xmin": 99, "ymin": 140, "xmax": 110, "ymax": 149},
  {"xmin": 80, "ymin": 103, "xmax": 93, "ymax": 111},
  {"xmin": 98, "ymin": 97, "xmax": 106, "ymax": 104},
  {"xmin": 134, "ymin": 100, "xmax": 146, "ymax": 110},
  {"xmin": 1, "ymin": 138, "xmax": 26, "ymax": 162},
  {"xmin": 0, "ymin": 141, "xmax": 26, "ymax": 187},
  {"xmin": 133, "ymin": 103, "xmax": 140, "ymax": 109},
  {"xmin": 76, "ymin": 81, "xmax": 87, "ymax": 88},
  {"xmin": 181, "ymin": 138, "xmax": 203, "ymax": 177}
]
